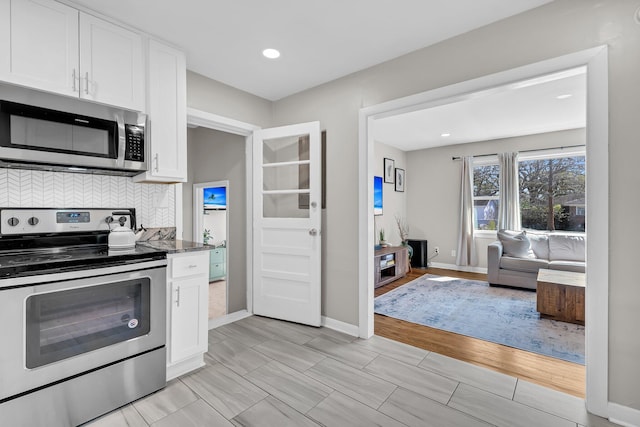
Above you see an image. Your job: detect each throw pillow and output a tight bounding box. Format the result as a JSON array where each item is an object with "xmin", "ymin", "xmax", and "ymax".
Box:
[{"xmin": 497, "ymin": 229, "xmax": 534, "ymax": 258}]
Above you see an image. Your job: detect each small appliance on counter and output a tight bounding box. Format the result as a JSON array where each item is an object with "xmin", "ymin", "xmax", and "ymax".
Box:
[{"xmin": 107, "ymin": 210, "xmax": 136, "ymax": 249}]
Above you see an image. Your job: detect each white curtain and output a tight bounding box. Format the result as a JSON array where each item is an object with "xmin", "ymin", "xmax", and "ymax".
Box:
[
  {"xmin": 498, "ymin": 152, "xmax": 521, "ymax": 230},
  {"xmin": 456, "ymin": 156, "xmax": 477, "ymax": 266}
]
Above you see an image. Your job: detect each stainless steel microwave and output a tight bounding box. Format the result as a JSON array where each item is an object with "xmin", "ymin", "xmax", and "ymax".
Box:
[{"xmin": 0, "ymin": 100, "xmax": 147, "ymax": 176}]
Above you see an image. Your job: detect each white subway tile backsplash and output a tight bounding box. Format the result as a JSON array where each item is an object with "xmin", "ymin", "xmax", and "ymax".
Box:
[{"xmin": 0, "ymin": 168, "xmax": 176, "ymax": 228}]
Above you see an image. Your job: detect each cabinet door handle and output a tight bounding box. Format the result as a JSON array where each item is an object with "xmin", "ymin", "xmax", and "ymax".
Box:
[
  {"xmin": 188, "ymin": 264, "xmax": 197, "ymax": 268},
  {"xmin": 154, "ymin": 153, "xmax": 159, "ymax": 172},
  {"xmin": 175, "ymin": 286, "xmax": 181, "ymax": 307},
  {"xmin": 84, "ymin": 72, "xmax": 90, "ymax": 95},
  {"xmin": 72, "ymin": 69, "xmax": 77, "ymax": 92}
]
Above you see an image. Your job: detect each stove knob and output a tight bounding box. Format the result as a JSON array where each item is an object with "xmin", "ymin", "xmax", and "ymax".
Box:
[
  {"xmin": 7, "ymin": 217, "xmax": 19, "ymax": 226},
  {"xmin": 28, "ymin": 217, "xmax": 39, "ymax": 226}
]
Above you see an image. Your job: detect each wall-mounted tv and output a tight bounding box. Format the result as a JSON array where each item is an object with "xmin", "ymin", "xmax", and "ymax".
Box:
[
  {"xmin": 204, "ymin": 186, "xmax": 227, "ymax": 210},
  {"xmin": 374, "ymin": 176, "xmax": 383, "ymax": 216}
]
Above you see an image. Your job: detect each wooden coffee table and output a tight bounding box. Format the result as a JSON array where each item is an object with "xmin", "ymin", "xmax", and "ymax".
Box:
[{"xmin": 536, "ymin": 269, "xmax": 585, "ymax": 325}]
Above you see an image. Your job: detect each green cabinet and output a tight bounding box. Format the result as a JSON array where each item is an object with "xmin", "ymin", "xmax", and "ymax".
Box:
[{"xmin": 209, "ymin": 247, "xmax": 226, "ymax": 281}]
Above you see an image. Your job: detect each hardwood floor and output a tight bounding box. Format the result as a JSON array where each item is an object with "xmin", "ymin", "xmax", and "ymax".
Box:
[{"xmin": 374, "ymin": 267, "xmax": 586, "ymax": 398}]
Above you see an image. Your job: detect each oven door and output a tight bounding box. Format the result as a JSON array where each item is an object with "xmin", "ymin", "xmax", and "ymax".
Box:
[{"xmin": 0, "ymin": 263, "xmax": 166, "ymax": 401}]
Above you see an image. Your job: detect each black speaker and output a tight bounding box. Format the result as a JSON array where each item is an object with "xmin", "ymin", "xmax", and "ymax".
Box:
[{"xmin": 408, "ymin": 239, "xmax": 428, "ymax": 268}]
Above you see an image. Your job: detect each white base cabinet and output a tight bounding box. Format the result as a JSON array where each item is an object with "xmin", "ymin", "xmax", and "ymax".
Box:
[{"xmin": 166, "ymin": 251, "xmax": 209, "ymax": 380}]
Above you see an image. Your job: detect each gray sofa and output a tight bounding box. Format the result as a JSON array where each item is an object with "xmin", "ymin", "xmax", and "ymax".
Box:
[{"xmin": 487, "ymin": 230, "xmax": 585, "ymax": 290}]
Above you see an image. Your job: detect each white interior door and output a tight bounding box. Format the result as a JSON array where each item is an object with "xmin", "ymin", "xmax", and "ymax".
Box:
[{"xmin": 253, "ymin": 121, "xmax": 321, "ymax": 326}]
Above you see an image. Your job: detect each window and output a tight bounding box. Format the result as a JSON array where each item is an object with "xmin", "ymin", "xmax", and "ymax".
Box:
[
  {"xmin": 519, "ymin": 155, "xmax": 585, "ymax": 232},
  {"xmin": 473, "ymin": 164, "xmax": 500, "ymax": 230}
]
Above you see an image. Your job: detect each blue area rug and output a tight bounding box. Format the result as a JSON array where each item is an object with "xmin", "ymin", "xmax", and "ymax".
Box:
[{"xmin": 375, "ymin": 274, "xmax": 584, "ymax": 364}]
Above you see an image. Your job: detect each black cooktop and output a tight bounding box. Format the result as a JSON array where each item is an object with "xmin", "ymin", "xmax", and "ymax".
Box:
[{"xmin": 0, "ymin": 237, "xmax": 167, "ymax": 279}]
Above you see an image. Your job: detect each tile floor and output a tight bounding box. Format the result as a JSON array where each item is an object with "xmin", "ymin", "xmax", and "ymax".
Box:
[
  {"xmin": 87, "ymin": 316, "xmax": 618, "ymax": 427},
  {"xmin": 208, "ymin": 280, "xmax": 227, "ymax": 320}
]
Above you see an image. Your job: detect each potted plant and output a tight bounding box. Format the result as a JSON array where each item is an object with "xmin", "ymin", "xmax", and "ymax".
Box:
[
  {"xmin": 203, "ymin": 229, "xmax": 212, "ymax": 245},
  {"xmin": 379, "ymin": 228, "xmax": 388, "ymax": 247}
]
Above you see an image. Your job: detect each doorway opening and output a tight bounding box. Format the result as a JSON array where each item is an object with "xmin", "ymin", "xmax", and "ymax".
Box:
[
  {"xmin": 359, "ymin": 46, "xmax": 608, "ymax": 416},
  {"xmin": 194, "ymin": 181, "xmax": 229, "ymax": 322}
]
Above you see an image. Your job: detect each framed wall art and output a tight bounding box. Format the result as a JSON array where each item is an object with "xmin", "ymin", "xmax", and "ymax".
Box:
[
  {"xmin": 384, "ymin": 158, "xmax": 395, "ymax": 183},
  {"xmin": 395, "ymin": 168, "xmax": 405, "ymax": 192}
]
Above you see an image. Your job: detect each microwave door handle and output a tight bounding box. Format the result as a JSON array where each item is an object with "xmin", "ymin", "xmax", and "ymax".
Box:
[{"xmin": 116, "ymin": 113, "xmax": 126, "ymax": 167}]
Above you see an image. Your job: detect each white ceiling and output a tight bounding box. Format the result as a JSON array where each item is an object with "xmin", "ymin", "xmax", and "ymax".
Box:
[
  {"xmin": 373, "ymin": 68, "xmax": 587, "ymax": 151},
  {"xmin": 67, "ymin": 0, "xmax": 552, "ymax": 101}
]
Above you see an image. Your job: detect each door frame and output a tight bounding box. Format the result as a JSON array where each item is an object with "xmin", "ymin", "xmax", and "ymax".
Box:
[
  {"xmin": 358, "ymin": 46, "xmax": 609, "ymax": 416},
  {"xmin": 185, "ymin": 108, "xmax": 259, "ymax": 315}
]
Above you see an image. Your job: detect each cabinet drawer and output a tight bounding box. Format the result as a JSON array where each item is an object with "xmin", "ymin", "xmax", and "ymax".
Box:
[
  {"xmin": 209, "ymin": 248, "xmax": 225, "ymax": 263},
  {"xmin": 210, "ymin": 263, "xmax": 225, "ymax": 276},
  {"xmin": 171, "ymin": 253, "xmax": 208, "ymax": 278}
]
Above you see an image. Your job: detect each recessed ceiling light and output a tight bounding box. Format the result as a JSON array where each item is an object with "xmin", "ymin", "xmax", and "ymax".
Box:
[
  {"xmin": 556, "ymin": 94, "xmax": 573, "ymax": 100},
  {"xmin": 441, "ymin": 133, "xmax": 451, "ymax": 137},
  {"xmin": 262, "ymin": 48, "xmax": 281, "ymax": 59}
]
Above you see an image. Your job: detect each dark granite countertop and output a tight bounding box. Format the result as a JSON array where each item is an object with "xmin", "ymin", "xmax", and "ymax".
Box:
[{"xmin": 137, "ymin": 239, "xmax": 214, "ymax": 254}]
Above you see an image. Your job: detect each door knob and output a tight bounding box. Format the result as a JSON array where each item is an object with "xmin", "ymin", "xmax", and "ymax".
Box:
[
  {"xmin": 310, "ymin": 201, "xmax": 318, "ymax": 208},
  {"xmin": 309, "ymin": 228, "xmax": 318, "ymax": 236}
]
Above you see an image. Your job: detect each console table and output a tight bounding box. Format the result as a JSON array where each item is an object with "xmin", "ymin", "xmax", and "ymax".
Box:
[
  {"xmin": 374, "ymin": 246, "xmax": 408, "ymax": 288},
  {"xmin": 536, "ymin": 269, "xmax": 585, "ymax": 325}
]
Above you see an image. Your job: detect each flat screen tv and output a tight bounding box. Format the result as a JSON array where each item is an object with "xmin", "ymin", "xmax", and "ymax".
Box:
[
  {"xmin": 204, "ymin": 186, "xmax": 227, "ymax": 210},
  {"xmin": 374, "ymin": 176, "xmax": 383, "ymax": 216}
]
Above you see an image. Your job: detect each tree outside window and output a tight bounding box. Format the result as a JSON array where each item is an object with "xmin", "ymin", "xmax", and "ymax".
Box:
[
  {"xmin": 519, "ymin": 156, "xmax": 585, "ymax": 231},
  {"xmin": 473, "ymin": 164, "xmax": 500, "ymax": 230},
  {"xmin": 472, "ymin": 155, "xmax": 585, "ymax": 232}
]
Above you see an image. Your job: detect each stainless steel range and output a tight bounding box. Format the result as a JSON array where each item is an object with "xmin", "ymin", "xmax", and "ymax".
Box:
[{"xmin": 0, "ymin": 208, "xmax": 168, "ymax": 426}]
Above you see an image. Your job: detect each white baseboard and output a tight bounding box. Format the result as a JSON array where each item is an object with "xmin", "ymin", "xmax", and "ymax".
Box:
[
  {"xmin": 429, "ymin": 262, "xmax": 488, "ymax": 275},
  {"xmin": 208, "ymin": 309, "xmax": 251, "ymax": 329},
  {"xmin": 321, "ymin": 316, "xmax": 359, "ymax": 337},
  {"xmin": 608, "ymin": 402, "xmax": 640, "ymax": 427}
]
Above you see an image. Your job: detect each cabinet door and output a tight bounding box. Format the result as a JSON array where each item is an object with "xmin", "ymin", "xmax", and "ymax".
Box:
[
  {"xmin": 0, "ymin": 0, "xmax": 79, "ymax": 97},
  {"xmin": 168, "ymin": 276, "xmax": 208, "ymax": 363},
  {"xmin": 79, "ymin": 13, "xmax": 144, "ymax": 110},
  {"xmin": 133, "ymin": 39, "xmax": 187, "ymax": 183}
]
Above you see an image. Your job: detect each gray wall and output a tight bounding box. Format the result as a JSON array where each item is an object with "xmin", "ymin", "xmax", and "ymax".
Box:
[
  {"xmin": 270, "ymin": 0, "xmax": 640, "ymax": 410},
  {"xmin": 374, "ymin": 142, "xmax": 407, "ymax": 246},
  {"xmin": 185, "ymin": 0, "xmax": 640, "ymax": 410},
  {"xmin": 187, "ymin": 70, "xmax": 272, "ymax": 127},
  {"xmin": 406, "ymin": 129, "xmax": 586, "ymax": 268},
  {"xmin": 183, "ymin": 128, "xmax": 248, "ymax": 313}
]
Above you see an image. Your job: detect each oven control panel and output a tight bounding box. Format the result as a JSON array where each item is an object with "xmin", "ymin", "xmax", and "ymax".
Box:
[{"xmin": 0, "ymin": 208, "xmax": 134, "ymax": 235}]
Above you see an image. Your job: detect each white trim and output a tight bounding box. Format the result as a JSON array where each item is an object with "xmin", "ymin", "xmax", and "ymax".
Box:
[
  {"xmin": 187, "ymin": 108, "xmax": 259, "ymax": 136},
  {"xmin": 186, "ymin": 109, "xmax": 259, "ymax": 321},
  {"xmin": 428, "ymin": 262, "xmax": 488, "ymax": 275},
  {"xmin": 208, "ymin": 309, "xmax": 252, "ymax": 330},
  {"xmin": 608, "ymin": 403, "xmax": 640, "ymax": 427},
  {"xmin": 321, "ymin": 316, "xmax": 359, "ymax": 337},
  {"xmin": 358, "ymin": 46, "xmax": 608, "ymax": 418}
]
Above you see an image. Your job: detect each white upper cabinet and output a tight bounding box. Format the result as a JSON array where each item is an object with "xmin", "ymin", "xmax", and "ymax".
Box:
[
  {"xmin": 79, "ymin": 13, "xmax": 145, "ymax": 111},
  {"xmin": 133, "ymin": 39, "xmax": 187, "ymax": 183},
  {"xmin": 0, "ymin": 0, "xmax": 79, "ymax": 97},
  {"xmin": 0, "ymin": 0, "xmax": 145, "ymax": 111}
]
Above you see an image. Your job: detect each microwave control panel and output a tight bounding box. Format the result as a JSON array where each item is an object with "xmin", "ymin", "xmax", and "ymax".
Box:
[{"xmin": 124, "ymin": 124, "xmax": 145, "ymax": 162}]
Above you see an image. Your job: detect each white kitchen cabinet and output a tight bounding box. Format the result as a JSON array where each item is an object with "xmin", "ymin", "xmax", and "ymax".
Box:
[
  {"xmin": 0, "ymin": 0, "xmax": 79, "ymax": 97},
  {"xmin": 0, "ymin": 0, "xmax": 144, "ymax": 111},
  {"xmin": 78, "ymin": 13, "xmax": 145, "ymax": 111},
  {"xmin": 133, "ymin": 39, "xmax": 187, "ymax": 183},
  {"xmin": 166, "ymin": 251, "xmax": 209, "ymax": 380}
]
